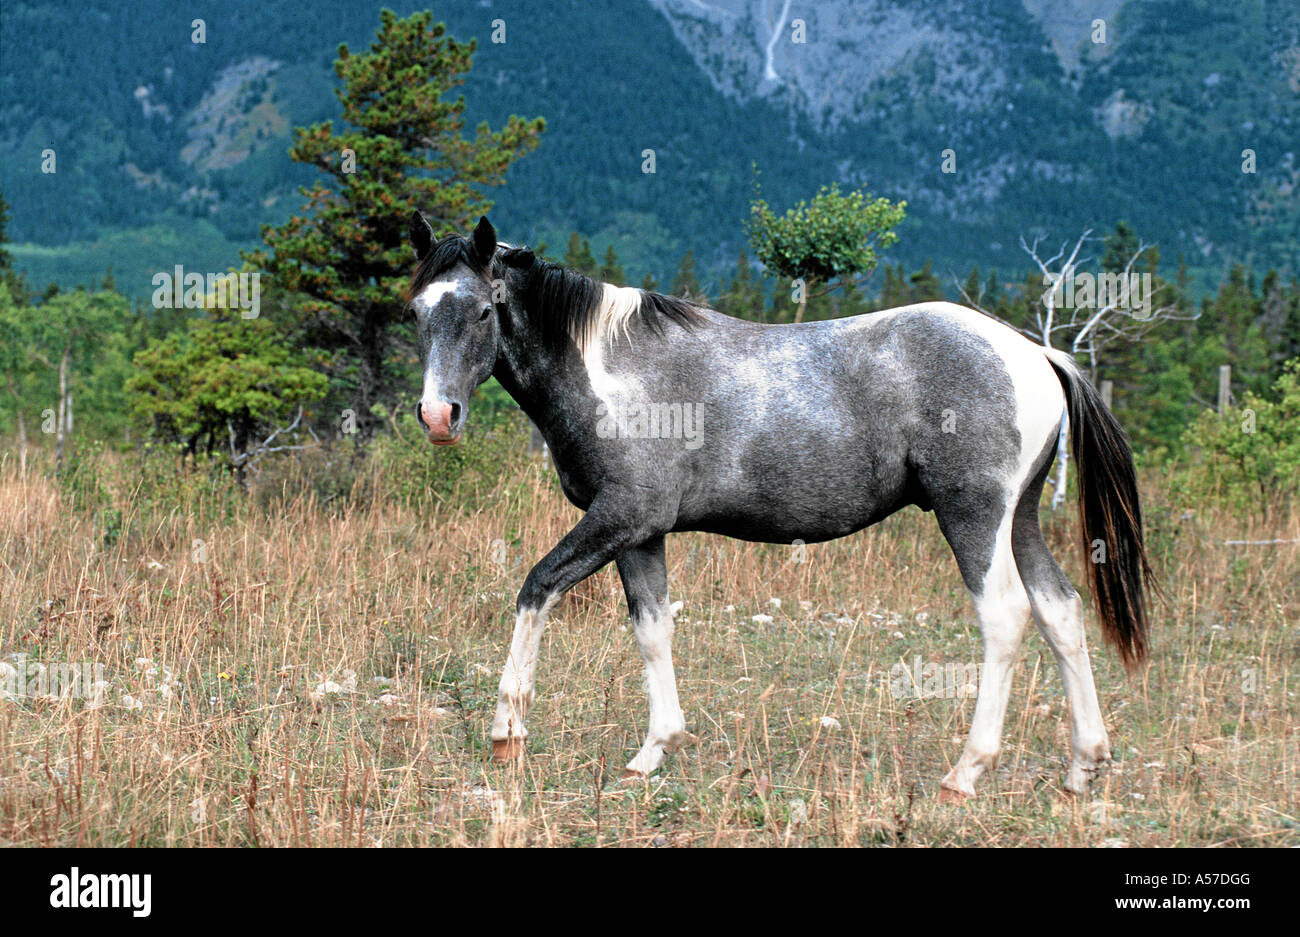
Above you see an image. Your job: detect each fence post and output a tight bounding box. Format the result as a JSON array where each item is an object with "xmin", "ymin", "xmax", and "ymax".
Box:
[
  {"xmin": 1099, "ymin": 379, "xmax": 1113, "ymax": 410},
  {"xmin": 1217, "ymin": 365, "xmax": 1232, "ymax": 415}
]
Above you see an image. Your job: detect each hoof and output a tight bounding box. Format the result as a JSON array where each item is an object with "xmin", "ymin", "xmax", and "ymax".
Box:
[
  {"xmin": 620, "ymin": 768, "xmax": 647, "ymax": 782},
  {"xmin": 491, "ymin": 738, "xmax": 525, "ymax": 763},
  {"xmin": 938, "ymin": 785, "xmax": 971, "ymax": 804}
]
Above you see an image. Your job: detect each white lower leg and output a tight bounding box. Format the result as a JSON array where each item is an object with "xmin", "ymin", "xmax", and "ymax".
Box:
[
  {"xmin": 942, "ymin": 538, "xmax": 1031, "ymax": 797},
  {"xmin": 624, "ymin": 603, "xmax": 687, "ymax": 777},
  {"xmin": 490, "ymin": 596, "xmax": 557, "ymax": 754},
  {"xmin": 942, "ymin": 641, "xmax": 1023, "ymax": 796},
  {"xmin": 1032, "ymin": 591, "xmax": 1111, "ymax": 793}
]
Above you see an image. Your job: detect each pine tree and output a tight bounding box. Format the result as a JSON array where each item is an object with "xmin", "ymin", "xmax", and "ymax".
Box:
[
  {"xmin": 245, "ymin": 11, "xmax": 544, "ymax": 440},
  {"xmin": 129, "ymin": 308, "xmax": 327, "ymax": 481},
  {"xmin": 984, "ymin": 269, "xmax": 1003, "ymax": 311},
  {"xmin": 720, "ymin": 249, "xmax": 763, "ymax": 319},
  {"xmin": 1102, "ymin": 221, "xmax": 1140, "ymax": 273},
  {"xmin": 0, "ymin": 192, "xmax": 26, "ymax": 299},
  {"xmin": 878, "ymin": 262, "xmax": 911, "ymax": 309},
  {"xmin": 563, "ymin": 233, "xmax": 597, "ymax": 277},
  {"xmin": 908, "ymin": 259, "xmax": 944, "ymax": 302},
  {"xmin": 597, "ymin": 244, "xmax": 625, "ymax": 285},
  {"xmin": 671, "ymin": 249, "xmax": 703, "ymax": 302}
]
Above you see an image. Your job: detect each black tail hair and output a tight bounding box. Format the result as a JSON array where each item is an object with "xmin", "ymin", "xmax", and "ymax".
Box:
[{"xmin": 1048, "ymin": 355, "xmax": 1154, "ymax": 671}]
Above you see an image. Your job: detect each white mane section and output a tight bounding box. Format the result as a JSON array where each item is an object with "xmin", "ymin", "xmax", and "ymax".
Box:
[{"xmin": 577, "ymin": 282, "xmax": 643, "ymax": 361}]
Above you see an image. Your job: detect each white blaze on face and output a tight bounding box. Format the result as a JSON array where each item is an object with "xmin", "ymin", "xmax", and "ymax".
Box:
[
  {"xmin": 418, "ymin": 278, "xmax": 464, "ymax": 402},
  {"xmin": 418, "ymin": 279, "xmax": 462, "ymax": 308}
]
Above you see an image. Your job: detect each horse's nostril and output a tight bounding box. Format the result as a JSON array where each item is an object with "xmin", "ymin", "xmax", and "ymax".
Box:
[
  {"xmin": 415, "ymin": 401, "xmax": 427, "ymax": 429},
  {"xmin": 449, "ymin": 402, "xmax": 462, "ymax": 427}
]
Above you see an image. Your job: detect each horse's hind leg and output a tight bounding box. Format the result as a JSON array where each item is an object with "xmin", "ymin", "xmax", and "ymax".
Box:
[
  {"xmin": 1011, "ymin": 474, "xmax": 1111, "ymax": 794},
  {"xmin": 935, "ymin": 489, "xmax": 1033, "ymax": 798},
  {"xmin": 615, "ymin": 535, "xmax": 688, "ymax": 778}
]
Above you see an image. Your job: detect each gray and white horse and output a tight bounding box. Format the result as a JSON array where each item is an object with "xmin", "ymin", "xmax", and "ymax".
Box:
[{"xmin": 406, "ymin": 215, "xmax": 1152, "ymax": 797}]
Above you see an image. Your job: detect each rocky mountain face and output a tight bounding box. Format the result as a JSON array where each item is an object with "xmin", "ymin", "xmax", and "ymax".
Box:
[{"xmin": 646, "ymin": 0, "xmax": 1299, "ymax": 275}]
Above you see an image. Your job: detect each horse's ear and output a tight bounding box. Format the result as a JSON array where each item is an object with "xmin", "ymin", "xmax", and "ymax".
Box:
[
  {"xmin": 501, "ymin": 246, "xmax": 535, "ymax": 269},
  {"xmin": 409, "ymin": 211, "xmax": 434, "ymax": 261},
  {"xmin": 471, "ymin": 216, "xmax": 497, "ymax": 265}
]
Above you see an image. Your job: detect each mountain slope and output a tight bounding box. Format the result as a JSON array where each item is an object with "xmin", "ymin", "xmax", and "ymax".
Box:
[{"xmin": 1, "ymin": 0, "xmax": 1296, "ymax": 301}]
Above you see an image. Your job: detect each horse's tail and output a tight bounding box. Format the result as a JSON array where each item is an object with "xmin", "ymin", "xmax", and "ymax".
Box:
[{"xmin": 1044, "ymin": 347, "xmax": 1153, "ymax": 671}]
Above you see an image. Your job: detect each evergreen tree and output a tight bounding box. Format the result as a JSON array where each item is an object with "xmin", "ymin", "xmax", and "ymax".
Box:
[
  {"xmin": 877, "ymin": 262, "xmax": 912, "ymax": 309},
  {"xmin": 719, "ymin": 249, "xmax": 763, "ymax": 319},
  {"xmin": 563, "ymin": 233, "xmax": 597, "ymax": 277},
  {"xmin": 246, "ymin": 11, "xmax": 544, "ymax": 441},
  {"xmin": 0, "ymin": 193, "xmax": 26, "ymax": 299},
  {"xmin": 670, "ymin": 249, "xmax": 704, "ymax": 301},
  {"xmin": 0, "ymin": 281, "xmax": 36, "ymax": 469},
  {"xmin": 908, "ymin": 259, "xmax": 944, "ymax": 303},
  {"xmin": 984, "ymin": 269, "xmax": 1003, "ymax": 312},
  {"xmin": 1101, "ymin": 221, "xmax": 1140, "ymax": 273},
  {"xmin": 596, "ymin": 244, "xmax": 625, "ymax": 285}
]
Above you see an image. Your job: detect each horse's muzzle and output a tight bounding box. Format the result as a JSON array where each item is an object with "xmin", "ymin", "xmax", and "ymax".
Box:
[{"xmin": 417, "ymin": 399, "xmax": 461, "ymax": 445}]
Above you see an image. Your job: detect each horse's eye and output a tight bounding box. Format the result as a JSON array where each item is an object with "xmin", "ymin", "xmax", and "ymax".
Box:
[{"xmin": 479, "ymin": 304, "xmax": 492, "ymax": 322}]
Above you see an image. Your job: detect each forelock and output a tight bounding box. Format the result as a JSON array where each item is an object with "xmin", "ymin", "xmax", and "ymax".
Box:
[{"xmin": 408, "ymin": 234, "xmax": 491, "ymax": 301}]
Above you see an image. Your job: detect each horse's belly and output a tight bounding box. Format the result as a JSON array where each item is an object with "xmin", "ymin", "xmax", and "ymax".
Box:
[{"xmin": 678, "ymin": 464, "xmax": 911, "ymax": 543}]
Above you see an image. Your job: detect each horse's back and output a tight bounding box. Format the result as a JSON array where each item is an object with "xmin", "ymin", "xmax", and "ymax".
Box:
[{"xmin": 668, "ymin": 302, "xmax": 1066, "ymax": 541}]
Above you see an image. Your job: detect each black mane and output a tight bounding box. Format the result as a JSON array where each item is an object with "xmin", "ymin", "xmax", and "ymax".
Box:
[{"xmin": 409, "ymin": 234, "xmax": 704, "ymax": 351}]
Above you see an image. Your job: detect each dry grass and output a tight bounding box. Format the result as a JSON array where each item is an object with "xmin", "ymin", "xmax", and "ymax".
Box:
[{"xmin": 0, "ymin": 447, "xmax": 1296, "ymax": 847}]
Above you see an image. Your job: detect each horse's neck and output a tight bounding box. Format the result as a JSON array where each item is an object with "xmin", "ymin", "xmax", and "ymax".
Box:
[{"xmin": 493, "ymin": 309, "xmax": 592, "ymax": 438}]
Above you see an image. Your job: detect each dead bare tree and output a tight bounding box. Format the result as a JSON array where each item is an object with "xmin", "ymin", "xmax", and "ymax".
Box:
[
  {"xmin": 957, "ymin": 229, "xmax": 1197, "ymax": 509},
  {"xmin": 228, "ymin": 405, "xmax": 319, "ymax": 488}
]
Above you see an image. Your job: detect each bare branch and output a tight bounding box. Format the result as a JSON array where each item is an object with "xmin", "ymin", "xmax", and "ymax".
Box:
[{"xmin": 227, "ymin": 406, "xmax": 317, "ymax": 473}]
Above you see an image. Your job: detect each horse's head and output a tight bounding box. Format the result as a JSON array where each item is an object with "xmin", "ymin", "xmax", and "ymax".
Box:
[{"xmin": 407, "ymin": 213, "xmax": 507, "ymax": 445}]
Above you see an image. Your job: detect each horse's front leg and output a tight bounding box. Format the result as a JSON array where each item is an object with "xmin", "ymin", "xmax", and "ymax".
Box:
[
  {"xmin": 490, "ymin": 489, "xmax": 658, "ymax": 762},
  {"xmin": 615, "ymin": 535, "xmax": 688, "ymax": 779}
]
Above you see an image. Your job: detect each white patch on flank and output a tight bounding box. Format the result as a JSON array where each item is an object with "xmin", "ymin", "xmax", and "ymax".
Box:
[
  {"xmin": 920, "ymin": 302, "xmax": 1066, "ymax": 496},
  {"xmin": 418, "ymin": 279, "xmax": 462, "ymax": 308}
]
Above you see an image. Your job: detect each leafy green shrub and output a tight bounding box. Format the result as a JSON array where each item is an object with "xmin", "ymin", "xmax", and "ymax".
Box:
[{"xmin": 1170, "ymin": 358, "xmax": 1300, "ymax": 512}]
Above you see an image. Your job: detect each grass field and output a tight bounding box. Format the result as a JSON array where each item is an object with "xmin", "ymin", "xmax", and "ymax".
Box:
[{"xmin": 1, "ymin": 441, "xmax": 1296, "ymax": 847}]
